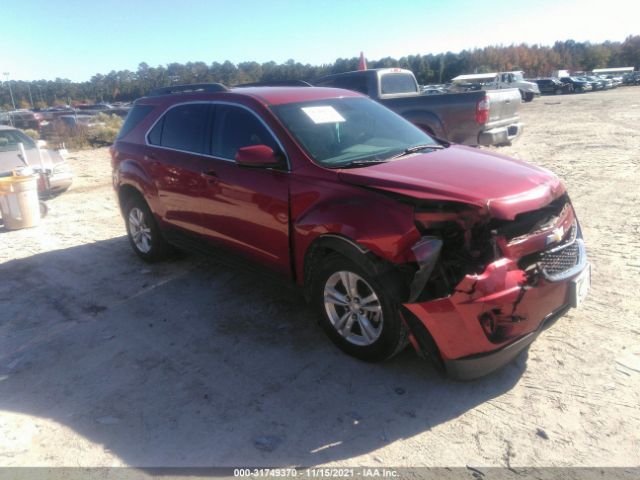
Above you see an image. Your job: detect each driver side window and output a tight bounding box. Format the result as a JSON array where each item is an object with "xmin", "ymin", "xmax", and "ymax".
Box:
[{"xmin": 212, "ymin": 105, "xmax": 279, "ymax": 160}]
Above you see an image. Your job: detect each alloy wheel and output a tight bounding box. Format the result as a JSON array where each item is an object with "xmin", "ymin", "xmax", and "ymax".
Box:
[
  {"xmin": 323, "ymin": 270, "xmax": 383, "ymax": 346},
  {"xmin": 128, "ymin": 207, "xmax": 152, "ymax": 253}
]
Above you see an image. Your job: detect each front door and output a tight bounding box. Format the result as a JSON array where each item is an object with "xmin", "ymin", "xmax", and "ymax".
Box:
[{"xmin": 194, "ymin": 104, "xmax": 291, "ymax": 276}]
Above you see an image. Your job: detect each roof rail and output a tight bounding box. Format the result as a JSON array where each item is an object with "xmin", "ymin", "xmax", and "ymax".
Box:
[
  {"xmin": 148, "ymin": 83, "xmax": 228, "ymax": 96},
  {"xmin": 235, "ymin": 80, "xmax": 312, "ymax": 88}
]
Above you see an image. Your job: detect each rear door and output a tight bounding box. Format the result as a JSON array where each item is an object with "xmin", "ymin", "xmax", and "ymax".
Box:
[
  {"xmin": 192, "ymin": 103, "xmax": 292, "ymax": 275},
  {"xmin": 146, "ymin": 102, "xmax": 212, "ymax": 234}
]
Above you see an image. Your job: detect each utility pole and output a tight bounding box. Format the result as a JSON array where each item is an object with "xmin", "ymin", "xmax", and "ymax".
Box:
[
  {"xmin": 27, "ymin": 83, "xmax": 34, "ymax": 108},
  {"xmin": 36, "ymin": 84, "xmax": 44, "ymax": 104},
  {"xmin": 3, "ymin": 72, "xmax": 16, "ymax": 110}
]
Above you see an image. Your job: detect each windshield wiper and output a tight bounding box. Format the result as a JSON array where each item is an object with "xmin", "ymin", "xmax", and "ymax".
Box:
[
  {"xmin": 337, "ymin": 159, "xmax": 390, "ymax": 169},
  {"xmin": 390, "ymin": 144, "xmax": 444, "ymax": 159}
]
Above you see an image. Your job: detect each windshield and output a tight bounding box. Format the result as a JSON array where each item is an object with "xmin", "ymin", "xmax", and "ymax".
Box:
[
  {"xmin": 511, "ymin": 73, "xmax": 524, "ymax": 82},
  {"xmin": 271, "ymin": 97, "xmax": 438, "ymax": 168},
  {"xmin": 0, "ymin": 129, "xmax": 36, "ymax": 152}
]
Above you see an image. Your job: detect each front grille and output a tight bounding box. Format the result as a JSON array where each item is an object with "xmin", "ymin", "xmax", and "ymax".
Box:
[
  {"xmin": 541, "ymin": 241, "xmax": 580, "ymax": 276},
  {"xmin": 539, "ymin": 222, "xmax": 586, "ymax": 281}
]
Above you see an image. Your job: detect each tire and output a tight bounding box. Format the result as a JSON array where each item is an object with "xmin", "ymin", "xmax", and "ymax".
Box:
[
  {"xmin": 123, "ymin": 194, "xmax": 172, "ymax": 262},
  {"xmin": 554, "ymin": 88, "xmax": 562, "ymax": 95},
  {"xmin": 524, "ymin": 91, "xmax": 534, "ymax": 102},
  {"xmin": 39, "ymin": 201, "xmax": 48, "ymax": 218},
  {"xmin": 311, "ymin": 253, "xmax": 408, "ymax": 362}
]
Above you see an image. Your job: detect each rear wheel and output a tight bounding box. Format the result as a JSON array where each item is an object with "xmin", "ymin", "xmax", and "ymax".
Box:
[
  {"xmin": 312, "ymin": 254, "xmax": 408, "ymax": 361},
  {"xmin": 123, "ymin": 194, "xmax": 172, "ymax": 262}
]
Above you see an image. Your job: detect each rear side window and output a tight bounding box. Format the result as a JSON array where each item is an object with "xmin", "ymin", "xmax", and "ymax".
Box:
[
  {"xmin": 380, "ymin": 73, "xmax": 418, "ymax": 94},
  {"xmin": 212, "ymin": 105, "xmax": 278, "ymax": 159},
  {"xmin": 150, "ymin": 103, "xmax": 210, "ymax": 153},
  {"xmin": 117, "ymin": 105, "xmax": 154, "ymax": 139}
]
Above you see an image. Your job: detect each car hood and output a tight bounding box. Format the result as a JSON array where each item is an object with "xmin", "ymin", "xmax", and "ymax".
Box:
[
  {"xmin": 337, "ymin": 145, "xmax": 565, "ymax": 220},
  {"xmin": 0, "ymin": 148, "xmax": 63, "ymax": 175}
]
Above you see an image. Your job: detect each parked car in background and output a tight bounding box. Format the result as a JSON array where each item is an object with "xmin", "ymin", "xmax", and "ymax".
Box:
[
  {"xmin": 111, "ymin": 83, "xmax": 590, "ymax": 380},
  {"xmin": 622, "ymin": 72, "xmax": 640, "ymax": 85},
  {"xmin": 560, "ymin": 77, "xmax": 592, "ymax": 93},
  {"xmin": 451, "ymin": 71, "xmax": 540, "ymax": 102},
  {"xmin": 604, "ymin": 75, "xmax": 623, "ymax": 87},
  {"xmin": 0, "ymin": 110, "xmax": 50, "ymax": 131},
  {"xmin": 591, "ymin": 76, "xmax": 615, "ymax": 89},
  {"xmin": 533, "ymin": 78, "xmax": 571, "ymax": 95},
  {"xmin": 313, "ymin": 68, "xmax": 523, "ymax": 146},
  {"xmin": 57, "ymin": 114, "xmax": 103, "ymax": 129},
  {"xmin": 73, "ymin": 103, "xmax": 130, "ymax": 118},
  {"xmin": 75, "ymin": 103, "xmax": 113, "ymax": 111},
  {"xmin": 577, "ymin": 76, "xmax": 604, "ymax": 91},
  {"xmin": 0, "ymin": 126, "xmax": 72, "ymax": 195}
]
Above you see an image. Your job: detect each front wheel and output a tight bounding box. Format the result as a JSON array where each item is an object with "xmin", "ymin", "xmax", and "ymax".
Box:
[
  {"xmin": 123, "ymin": 194, "xmax": 172, "ymax": 262},
  {"xmin": 312, "ymin": 254, "xmax": 408, "ymax": 361}
]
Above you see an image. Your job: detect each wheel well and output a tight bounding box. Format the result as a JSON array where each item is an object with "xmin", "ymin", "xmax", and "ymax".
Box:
[
  {"xmin": 302, "ymin": 235, "xmax": 411, "ymax": 303},
  {"xmin": 117, "ymin": 185, "xmax": 144, "ymax": 216},
  {"xmin": 304, "ymin": 235, "xmax": 442, "ymax": 367}
]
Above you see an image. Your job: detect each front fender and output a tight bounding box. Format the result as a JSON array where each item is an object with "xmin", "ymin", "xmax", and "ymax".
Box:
[{"xmin": 292, "ymin": 190, "xmax": 421, "ymax": 284}]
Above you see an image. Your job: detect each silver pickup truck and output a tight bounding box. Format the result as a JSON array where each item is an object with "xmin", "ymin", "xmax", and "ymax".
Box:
[{"xmin": 314, "ymin": 68, "xmax": 523, "ymax": 146}]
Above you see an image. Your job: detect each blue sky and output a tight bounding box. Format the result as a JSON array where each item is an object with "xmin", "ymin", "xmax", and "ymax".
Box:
[{"xmin": 1, "ymin": 0, "xmax": 636, "ymax": 81}]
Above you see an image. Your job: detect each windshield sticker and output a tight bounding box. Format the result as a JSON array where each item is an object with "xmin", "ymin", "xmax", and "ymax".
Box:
[{"xmin": 301, "ymin": 106, "xmax": 346, "ymax": 124}]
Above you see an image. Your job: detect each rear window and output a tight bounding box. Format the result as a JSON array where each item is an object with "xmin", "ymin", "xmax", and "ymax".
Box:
[
  {"xmin": 380, "ymin": 73, "xmax": 418, "ymax": 94},
  {"xmin": 117, "ymin": 105, "xmax": 154, "ymax": 139},
  {"xmin": 318, "ymin": 75, "xmax": 369, "ymax": 95}
]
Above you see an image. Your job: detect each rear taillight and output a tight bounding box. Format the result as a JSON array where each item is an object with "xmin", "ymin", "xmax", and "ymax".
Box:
[{"xmin": 475, "ymin": 97, "xmax": 490, "ymax": 125}]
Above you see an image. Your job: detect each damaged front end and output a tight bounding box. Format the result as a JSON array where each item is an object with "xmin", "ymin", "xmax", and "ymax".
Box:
[{"xmin": 400, "ymin": 192, "xmax": 590, "ymax": 380}]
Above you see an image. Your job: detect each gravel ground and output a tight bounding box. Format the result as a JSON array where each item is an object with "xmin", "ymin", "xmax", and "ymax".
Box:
[{"xmin": 0, "ymin": 87, "xmax": 639, "ymax": 468}]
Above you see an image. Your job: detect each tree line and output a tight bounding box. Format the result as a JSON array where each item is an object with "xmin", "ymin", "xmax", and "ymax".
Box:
[{"xmin": 2, "ymin": 36, "xmax": 639, "ymax": 109}]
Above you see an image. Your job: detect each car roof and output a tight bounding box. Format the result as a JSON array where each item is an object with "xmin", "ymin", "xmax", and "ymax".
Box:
[
  {"xmin": 136, "ymin": 86, "xmax": 363, "ymax": 107},
  {"xmin": 0, "ymin": 125, "xmax": 19, "ymax": 131},
  {"xmin": 230, "ymin": 86, "xmax": 363, "ymax": 105}
]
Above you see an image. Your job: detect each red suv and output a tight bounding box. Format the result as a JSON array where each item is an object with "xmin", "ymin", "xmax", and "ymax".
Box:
[{"xmin": 111, "ymin": 83, "xmax": 590, "ymax": 379}]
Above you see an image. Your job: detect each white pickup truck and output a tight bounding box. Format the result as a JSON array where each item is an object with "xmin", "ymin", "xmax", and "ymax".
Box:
[{"xmin": 451, "ymin": 71, "xmax": 541, "ymax": 102}]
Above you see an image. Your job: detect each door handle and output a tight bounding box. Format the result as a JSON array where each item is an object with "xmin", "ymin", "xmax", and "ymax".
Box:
[
  {"xmin": 144, "ymin": 153, "xmax": 157, "ymax": 161},
  {"xmin": 200, "ymin": 170, "xmax": 219, "ymax": 182}
]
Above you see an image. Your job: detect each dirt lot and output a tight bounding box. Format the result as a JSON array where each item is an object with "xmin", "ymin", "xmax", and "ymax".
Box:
[{"xmin": 1, "ymin": 87, "xmax": 639, "ymax": 468}]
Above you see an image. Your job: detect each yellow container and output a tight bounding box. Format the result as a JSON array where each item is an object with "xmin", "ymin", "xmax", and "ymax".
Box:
[{"xmin": 0, "ymin": 175, "xmax": 41, "ymax": 230}]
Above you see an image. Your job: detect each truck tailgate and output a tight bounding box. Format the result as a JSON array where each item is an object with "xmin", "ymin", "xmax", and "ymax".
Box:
[{"xmin": 486, "ymin": 88, "xmax": 521, "ymax": 127}]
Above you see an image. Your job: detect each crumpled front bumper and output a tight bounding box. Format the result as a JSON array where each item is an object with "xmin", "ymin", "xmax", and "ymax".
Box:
[{"xmin": 402, "ymin": 252, "xmax": 588, "ymax": 380}]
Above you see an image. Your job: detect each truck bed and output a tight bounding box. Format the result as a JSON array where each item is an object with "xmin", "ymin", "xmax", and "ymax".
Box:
[{"xmin": 379, "ymin": 88, "xmax": 522, "ymax": 145}]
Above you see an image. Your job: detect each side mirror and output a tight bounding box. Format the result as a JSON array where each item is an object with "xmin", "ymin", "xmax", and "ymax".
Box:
[
  {"xmin": 235, "ymin": 145, "xmax": 282, "ymax": 168},
  {"xmin": 37, "ymin": 139, "xmax": 47, "ymax": 148}
]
